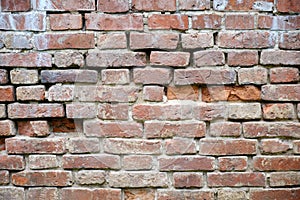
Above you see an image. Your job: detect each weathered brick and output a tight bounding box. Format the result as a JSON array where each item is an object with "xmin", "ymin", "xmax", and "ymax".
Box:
[
  {"xmin": 98, "ymin": 104, "xmax": 129, "ymax": 120},
  {"xmin": 213, "ymin": 0, "xmax": 274, "ymax": 11},
  {"xmin": 0, "ymin": 155, "xmax": 24, "ymax": 170},
  {"xmin": 208, "ymin": 172, "xmax": 265, "ymax": 187},
  {"xmin": 179, "ymin": 0, "xmax": 210, "ymax": 10},
  {"xmin": 47, "ymin": 85, "xmax": 74, "ymax": 102},
  {"xmin": 0, "ymin": 120, "xmax": 16, "ymax": 136},
  {"xmin": 86, "ymin": 51, "xmax": 146, "ymax": 67},
  {"xmin": 294, "ymin": 141, "xmax": 300, "ymax": 154},
  {"xmin": 262, "ymin": 85, "xmax": 300, "ymax": 101},
  {"xmin": 29, "ymin": 155, "xmax": 58, "ymax": 169},
  {"xmin": 0, "ymin": 170, "xmax": 9, "ymax": 185},
  {"xmin": 125, "ymin": 189, "xmax": 155, "ymax": 200},
  {"xmin": 0, "ymin": 187, "xmax": 24, "ymax": 200},
  {"xmin": 210, "ymin": 122, "xmax": 242, "ymax": 137},
  {"xmin": 258, "ymin": 15, "xmax": 300, "ymax": 30},
  {"xmin": 123, "ymin": 155, "xmax": 153, "ymax": 170},
  {"xmin": 218, "ymin": 31, "xmax": 276, "ymax": 48},
  {"xmin": 0, "ymin": 104, "xmax": 5, "ymax": 118},
  {"xmin": 195, "ymin": 103, "xmax": 227, "ymax": 121},
  {"xmin": 67, "ymin": 138, "xmax": 100, "ymax": 154},
  {"xmin": 49, "ymin": 14, "xmax": 82, "ymax": 30},
  {"xmin": 167, "ymin": 86, "xmax": 199, "ymax": 100},
  {"xmin": 260, "ymin": 139, "xmax": 291, "ymax": 154},
  {"xmin": 144, "ymin": 121, "xmax": 206, "ymax": 138},
  {"xmin": 6, "ymin": 138, "xmax": 66, "ymax": 154},
  {"xmin": 61, "ymin": 188, "xmax": 121, "ymax": 200},
  {"xmin": 159, "ymin": 156, "xmax": 215, "ymax": 171},
  {"xmin": 97, "ymin": 0, "xmax": 129, "ymax": 13},
  {"xmin": 194, "ymin": 50, "xmax": 225, "ymax": 66},
  {"xmin": 66, "ymin": 103, "xmax": 97, "ymax": 119},
  {"xmin": 158, "ymin": 190, "xmax": 214, "ymax": 200},
  {"xmin": 108, "ymin": 172, "xmax": 168, "ymax": 188},
  {"xmin": 86, "ymin": 13, "xmax": 143, "ymax": 30},
  {"xmin": 250, "ymin": 189, "xmax": 300, "ymax": 200},
  {"xmin": 18, "ymin": 121, "xmax": 49, "ymax": 137},
  {"xmin": 270, "ymin": 172, "xmax": 300, "ymax": 187},
  {"xmin": 165, "ymin": 138, "xmax": 197, "ymax": 155},
  {"xmin": 1, "ymin": 0, "xmax": 31, "ymax": 11},
  {"xmin": 12, "ymin": 171, "xmax": 72, "ymax": 186},
  {"xmin": 3, "ymin": 33, "xmax": 33, "ymax": 49},
  {"xmin": 0, "ymin": 12, "xmax": 46, "ymax": 31},
  {"xmin": 133, "ymin": 68, "xmax": 171, "ymax": 85},
  {"xmin": 0, "ymin": 69, "xmax": 8, "ymax": 84},
  {"xmin": 181, "ymin": 33, "xmax": 213, "ymax": 49},
  {"xmin": 132, "ymin": 0, "xmax": 176, "ymax": 11},
  {"xmin": 150, "ymin": 51, "xmax": 190, "ymax": 67},
  {"xmin": 98, "ymin": 33, "xmax": 127, "ymax": 49},
  {"xmin": 75, "ymin": 170, "xmax": 105, "ymax": 185},
  {"xmin": 174, "ymin": 68, "xmax": 236, "ymax": 85},
  {"xmin": 33, "ymin": 0, "xmax": 95, "ymax": 11},
  {"xmin": 102, "ymin": 69, "xmax": 130, "ymax": 85},
  {"xmin": 0, "ymin": 53, "xmax": 52, "ymax": 67},
  {"xmin": 238, "ymin": 67, "xmax": 268, "ymax": 85},
  {"xmin": 270, "ymin": 67, "xmax": 299, "ymax": 83},
  {"xmin": 143, "ymin": 86, "xmax": 164, "ymax": 102},
  {"xmin": 219, "ymin": 157, "xmax": 248, "ymax": 171},
  {"xmin": 173, "ymin": 172, "xmax": 203, "ymax": 188},
  {"xmin": 263, "ymin": 103, "xmax": 295, "ymax": 120},
  {"xmin": 148, "ymin": 14, "xmax": 188, "ymax": 30},
  {"xmin": 254, "ymin": 156, "xmax": 300, "ymax": 171},
  {"xmin": 27, "ymin": 188, "xmax": 58, "ymax": 200},
  {"xmin": 225, "ymin": 14, "xmax": 255, "ymax": 29},
  {"xmin": 277, "ymin": 0, "xmax": 300, "ymax": 13},
  {"xmin": 84, "ymin": 120, "xmax": 142, "ymax": 138},
  {"xmin": 104, "ymin": 138, "xmax": 161, "ymax": 154},
  {"xmin": 228, "ymin": 103, "xmax": 261, "ymax": 120},
  {"xmin": 0, "ymin": 86, "xmax": 14, "ymax": 102},
  {"xmin": 10, "ymin": 69, "xmax": 38, "ymax": 84},
  {"xmin": 280, "ymin": 32, "xmax": 300, "ymax": 49},
  {"xmin": 41, "ymin": 70, "xmax": 97, "ymax": 83},
  {"xmin": 53, "ymin": 52, "xmax": 84, "ymax": 68},
  {"xmin": 217, "ymin": 190, "xmax": 247, "ymax": 200},
  {"xmin": 62, "ymin": 154, "xmax": 120, "ymax": 169},
  {"xmin": 192, "ymin": 14, "xmax": 222, "ymax": 29},
  {"xmin": 16, "ymin": 86, "xmax": 45, "ymax": 101},
  {"xmin": 261, "ymin": 50, "xmax": 300, "ymax": 65},
  {"xmin": 227, "ymin": 51, "xmax": 258, "ymax": 66},
  {"xmin": 199, "ymin": 139, "xmax": 257, "ymax": 155}
]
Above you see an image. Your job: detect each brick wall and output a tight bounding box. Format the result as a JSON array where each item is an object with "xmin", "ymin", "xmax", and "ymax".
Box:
[{"xmin": 0, "ymin": 0, "xmax": 300, "ymax": 199}]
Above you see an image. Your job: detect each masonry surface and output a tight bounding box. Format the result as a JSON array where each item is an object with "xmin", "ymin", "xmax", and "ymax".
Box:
[{"xmin": 0, "ymin": 0, "xmax": 300, "ymax": 199}]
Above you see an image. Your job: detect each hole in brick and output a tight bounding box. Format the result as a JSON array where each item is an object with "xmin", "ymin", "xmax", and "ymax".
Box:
[
  {"xmin": 213, "ymin": 32, "xmax": 218, "ymax": 45},
  {"xmin": 49, "ymin": 118, "xmax": 83, "ymax": 133}
]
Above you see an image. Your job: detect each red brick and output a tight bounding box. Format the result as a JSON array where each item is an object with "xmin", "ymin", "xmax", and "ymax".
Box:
[
  {"xmin": 181, "ymin": 33, "xmax": 213, "ymax": 49},
  {"xmin": 0, "ymin": 12, "xmax": 46, "ymax": 31},
  {"xmin": 219, "ymin": 157, "xmax": 248, "ymax": 171},
  {"xmin": 75, "ymin": 170, "xmax": 105, "ymax": 185},
  {"xmin": 199, "ymin": 139, "xmax": 257, "ymax": 155},
  {"xmin": 16, "ymin": 86, "xmax": 45, "ymax": 101},
  {"xmin": 225, "ymin": 14, "xmax": 255, "ymax": 29},
  {"xmin": 8, "ymin": 103, "xmax": 64, "ymax": 119},
  {"xmin": 27, "ymin": 188, "xmax": 58, "ymax": 200},
  {"xmin": 0, "ymin": 187, "xmax": 24, "ymax": 200},
  {"xmin": 102, "ymin": 69, "xmax": 129, "ymax": 85},
  {"xmin": 150, "ymin": 51, "xmax": 190, "ymax": 67},
  {"xmin": 144, "ymin": 121, "xmax": 206, "ymax": 138},
  {"xmin": 97, "ymin": 0, "xmax": 129, "ymax": 12},
  {"xmin": 263, "ymin": 103, "xmax": 295, "ymax": 120},
  {"xmin": 54, "ymin": 52, "xmax": 84, "ymax": 68},
  {"xmin": 0, "ymin": 171, "xmax": 9, "ymax": 185},
  {"xmin": 195, "ymin": 103, "xmax": 227, "ymax": 121},
  {"xmin": 98, "ymin": 33, "xmax": 127, "ymax": 49},
  {"xmin": 3, "ymin": 33, "xmax": 33, "ymax": 49},
  {"xmin": 261, "ymin": 50, "xmax": 300, "ymax": 65},
  {"xmin": 213, "ymin": 0, "xmax": 274, "ymax": 11},
  {"xmin": 6, "ymin": 138, "xmax": 66, "ymax": 154},
  {"xmin": 84, "ymin": 121, "xmax": 142, "ymax": 138},
  {"xmin": 202, "ymin": 85, "xmax": 261, "ymax": 102},
  {"xmin": 66, "ymin": 103, "xmax": 97, "ymax": 119},
  {"xmin": 258, "ymin": 15, "xmax": 300, "ymax": 30},
  {"xmin": 12, "ymin": 171, "xmax": 72, "ymax": 186},
  {"xmin": 0, "ymin": 69, "xmax": 8, "ymax": 84},
  {"xmin": 62, "ymin": 154, "xmax": 120, "ymax": 169},
  {"xmin": 179, "ymin": 0, "xmax": 210, "ymax": 10},
  {"xmin": 208, "ymin": 172, "xmax": 265, "ymax": 187},
  {"xmin": 87, "ymin": 51, "xmax": 146, "ymax": 67},
  {"xmin": 165, "ymin": 138, "xmax": 197, "ymax": 155},
  {"xmin": 254, "ymin": 156, "xmax": 300, "ymax": 171},
  {"xmin": 227, "ymin": 51, "xmax": 258, "ymax": 66},
  {"xmin": 1, "ymin": 0, "xmax": 31, "ymax": 11},
  {"xmin": 238, "ymin": 67, "xmax": 268, "ymax": 85},
  {"xmin": 194, "ymin": 50, "xmax": 224, "ymax": 66},
  {"xmin": 86, "ymin": 13, "xmax": 143, "ymax": 30},
  {"xmin": 277, "ymin": 0, "xmax": 300, "ymax": 13},
  {"xmin": 158, "ymin": 190, "xmax": 214, "ymax": 200},
  {"xmin": 49, "ymin": 14, "xmax": 82, "ymax": 30},
  {"xmin": 41, "ymin": 70, "xmax": 97, "ymax": 83},
  {"xmin": 61, "ymin": 188, "xmax": 121, "ymax": 200},
  {"xmin": 0, "ymin": 120, "xmax": 16, "ymax": 136},
  {"xmin": 250, "ymin": 189, "xmax": 300, "ymax": 200},
  {"xmin": 133, "ymin": 68, "xmax": 171, "ymax": 85},
  {"xmin": 18, "ymin": 121, "xmax": 49, "ymax": 137},
  {"xmin": 48, "ymin": 85, "xmax": 74, "ymax": 102},
  {"xmin": 192, "ymin": 14, "xmax": 222, "ymax": 29},
  {"xmin": 33, "ymin": 0, "xmax": 95, "ymax": 11},
  {"xmin": 0, "ymin": 86, "xmax": 14, "ymax": 101},
  {"xmin": 280, "ymin": 32, "xmax": 300, "ymax": 49},
  {"xmin": 262, "ymin": 85, "xmax": 300, "ymax": 101},
  {"xmin": 143, "ymin": 86, "xmax": 164, "ymax": 102},
  {"xmin": 67, "ymin": 138, "xmax": 100, "ymax": 154},
  {"xmin": 174, "ymin": 68, "xmax": 236, "ymax": 85},
  {"xmin": 210, "ymin": 122, "xmax": 242, "ymax": 137},
  {"xmin": 132, "ymin": 0, "xmax": 176, "ymax": 11},
  {"xmin": 228, "ymin": 103, "xmax": 261, "ymax": 120},
  {"xmin": 0, "ymin": 155, "xmax": 24, "ymax": 170},
  {"xmin": 0, "ymin": 53, "xmax": 51, "ymax": 67},
  {"xmin": 159, "ymin": 156, "xmax": 215, "ymax": 171},
  {"xmin": 260, "ymin": 139, "xmax": 291, "ymax": 154},
  {"xmin": 270, "ymin": 172, "xmax": 300, "ymax": 187},
  {"xmin": 270, "ymin": 67, "xmax": 299, "ymax": 83},
  {"xmin": 10, "ymin": 69, "xmax": 38, "ymax": 84},
  {"xmin": 125, "ymin": 189, "xmax": 155, "ymax": 200},
  {"xmin": 98, "ymin": 104, "xmax": 129, "ymax": 120},
  {"xmin": 173, "ymin": 172, "xmax": 203, "ymax": 188},
  {"xmin": 218, "ymin": 31, "xmax": 276, "ymax": 48},
  {"xmin": 123, "ymin": 155, "xmax": 153, "ymax": 170},
  {"xmin": 148, "ymin": 14, "xmax": 188, "ymax": 30},
  {"xmin": 34, "ymin": 33, "xmax": 94, "ymax": 50},
  {"xmin": 167, "ymin": 85, "xmax": 198, "ymax": 101},
  {"xmin": 28, "ymin": 155, "xmax": 58, "ymax": 169},
  {"xmin": 104, "ymin": 138, "xmax": 161, "ymax": 154}
]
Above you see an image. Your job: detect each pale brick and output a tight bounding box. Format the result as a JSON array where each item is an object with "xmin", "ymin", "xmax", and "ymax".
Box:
[
  {"xmin": 181, "ymin": 33, "xmax": 213, "ymax": 49},
  {"xmin": 75, "ymin": 170, "xmax": 105, "ymax": 185},
  {"xmin": 238, "ymin": 67, "xmax": 268, "ymax": 85},
  {"xmin": 102, "ymin": 69, "xmax": 130, "ymax": 85},
  {"xmin": 0, "ymin": 120, "xmax": 16, "ymax": 136},
  {"xmin": 143, "ymin": 86, "xmax": 164, "ymax": 102},
  {"xmin": 16, "ymin": 85, "xmax": 45, "ymax": 101},
  {"xmin": 133, "ymin": 68, "xmax": 172, "ymax": 85},
  {"xmin": 53, "ymin": 52, "xmax": 84, "ymax": 68},
  {"xmin": 29, "ymin": 155, "xmax": 58, "ymax": 169},
  {"xmin": 98, "ymin": 33, "xmax": 127, "ymax": 49},
  {"xmin": 228, "ymin": 103, "xmax": 261, "ymax": 120},
  {"xmin": 123, "ymin": 155, "xmax": 153, "ymax": 170},
  {"xmin": 10, "ymin": 69, "xmax": 38, "ymax": 84},
  {"xmin": 66, "ymin": 103, "xmax": 97, "ymax": 119},
  {"xmin": 150, "ymin": 51, "xmax": 190, "ymax": 67}
]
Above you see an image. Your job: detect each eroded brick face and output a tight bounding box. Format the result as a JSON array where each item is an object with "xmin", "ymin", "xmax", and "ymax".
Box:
[{"xmin": 0, "ymin": 0, "xmax": 299, "ymax": 198}]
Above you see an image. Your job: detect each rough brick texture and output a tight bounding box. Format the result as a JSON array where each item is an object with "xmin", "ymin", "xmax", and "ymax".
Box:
[{"xmin": 0, "ymin": 1, "xmax": 299, "ymax": 198}]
